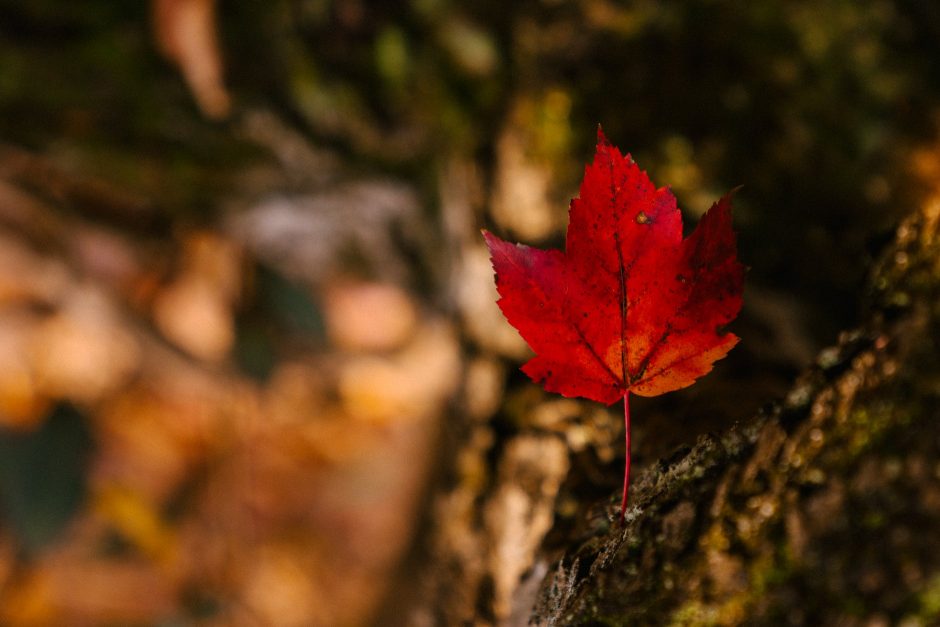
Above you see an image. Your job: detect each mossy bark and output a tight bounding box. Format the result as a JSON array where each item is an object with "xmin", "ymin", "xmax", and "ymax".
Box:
[{"xmin": 528, "ymin": 201, "xmax": 940, "ymax": 625}]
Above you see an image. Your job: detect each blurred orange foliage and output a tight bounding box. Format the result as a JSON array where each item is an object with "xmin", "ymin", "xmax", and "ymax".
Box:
[
  {"xmin": 153, "ymin": 0, "xmax": 231, "ymax": 119},
  {"xmin": 0, "ymin": 167, "xmax": 459, "ymax": 625}
]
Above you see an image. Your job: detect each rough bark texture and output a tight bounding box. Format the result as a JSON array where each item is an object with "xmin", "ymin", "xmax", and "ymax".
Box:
[
  {"xmin": 403, "ymin": 196, "xmax": 940, "ymax": 626},
  {"xmin": 526, "ymin": 198, "xmax": 940, "ymax": 625}
]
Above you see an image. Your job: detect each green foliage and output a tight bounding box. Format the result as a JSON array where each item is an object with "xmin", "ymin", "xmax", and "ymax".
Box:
[{"xmin": 0, "ymin": 405, "xmax": 92, "ymax": 553}]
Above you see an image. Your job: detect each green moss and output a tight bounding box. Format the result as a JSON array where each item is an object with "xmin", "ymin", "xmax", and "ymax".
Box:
[
  {"xmin": 670, "ymin": 601, "xmax": 720, "ymax": 626},
  {"xmin": 917, "ymin": 574, "xmax": 940, "ymax": 620}
]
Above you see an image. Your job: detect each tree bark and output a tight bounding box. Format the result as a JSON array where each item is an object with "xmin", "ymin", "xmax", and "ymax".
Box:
[
  {"xmin": 530, "ymin": 199, "xmax": 940, "ymax": 624},
  {"xmin": 408, "ymin": 197, "xmax": 940, "ymax": 626}
]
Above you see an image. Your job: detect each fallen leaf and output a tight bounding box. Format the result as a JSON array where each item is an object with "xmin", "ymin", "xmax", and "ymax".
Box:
[
  {"xmin": 338, "ymin": 322, "xmax": 459, "ymax": 424},
  {"xmin": 324, "ymin": 282, "xmax": 417, "ymax": 352},
  {"xmin": 152, "ymin": 233, "xmax": 241, "ymax": 361},
  {"xmin": 485, "ymin": 128, "xmax": 744, "ymax": 517},
  {"xmin": 153, "ymin": 0, "xmax": 231, "ymax": 119},
  {"xmin": 153, "ymin": 275, "xmax": 233, "ymax": 361},
  {"xmin": 32, "ymin": 289, "xmax": 141, "ymax": 403}
]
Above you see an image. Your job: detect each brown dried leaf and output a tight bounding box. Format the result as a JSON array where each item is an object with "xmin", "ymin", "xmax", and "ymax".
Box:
[
  {"xmin": 325, "ymin": 282, "xmax": 418, "ymax": 352},
  {"xmin": 31, "ymin": 289, "xmax": 140, "ymax": 404},
  {"xmin": 153, "ymin": 0, "xmax": 231, "ymax": 119},
  {"xmin": 153, "ymin": 274, "xmax": 233, "ymax": 361}
]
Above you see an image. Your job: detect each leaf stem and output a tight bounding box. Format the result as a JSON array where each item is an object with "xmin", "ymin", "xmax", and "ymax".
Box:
[{"xmin": 620, "ymin": 391, "xmax": 631, "ymax": 524}]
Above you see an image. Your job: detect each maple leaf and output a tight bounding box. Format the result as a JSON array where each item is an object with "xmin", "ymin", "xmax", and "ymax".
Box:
[{"xmin": 484, "ymin": 128, "xmax": 744, "ymax": 520}]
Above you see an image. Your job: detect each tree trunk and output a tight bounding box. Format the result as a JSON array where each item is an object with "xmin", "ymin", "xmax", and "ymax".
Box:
[{"xmin": 410, "ymin": 197, "xmax": 940, "ymax": 626}]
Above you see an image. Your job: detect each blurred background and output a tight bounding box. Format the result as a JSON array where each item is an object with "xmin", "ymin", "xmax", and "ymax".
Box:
[{"xmin": 0, "ymin": 0, "xmax": 939, "ymax": 624}]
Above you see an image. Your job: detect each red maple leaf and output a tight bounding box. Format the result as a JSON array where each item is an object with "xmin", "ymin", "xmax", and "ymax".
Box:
[{"xmin": 484, "ymin": 129, "xmax": 744, "ymax": 520}]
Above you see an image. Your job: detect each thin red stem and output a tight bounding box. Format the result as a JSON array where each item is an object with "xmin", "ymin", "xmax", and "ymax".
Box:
[{"xmin": 620, "ymin": 391, "xmax": 631, "ymax": 523}]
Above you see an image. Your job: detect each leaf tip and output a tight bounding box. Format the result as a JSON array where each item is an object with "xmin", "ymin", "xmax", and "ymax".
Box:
[
  {"xmin": 596, "ymin": 124, "xmax": 610, "ymax": 148},
  {"xmin": 482, "ymin": 229, "xmax": 511, "ymax": 261},
  {"xmin": 717, "ymin": 186, "xmax": 744, "ymax": 212}
]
